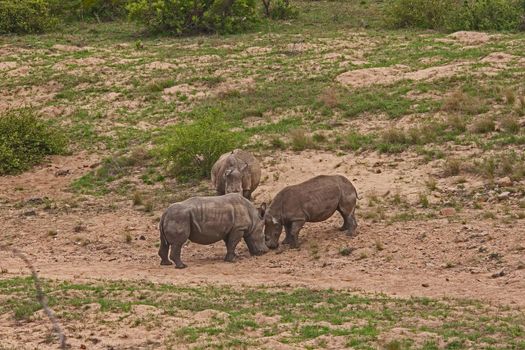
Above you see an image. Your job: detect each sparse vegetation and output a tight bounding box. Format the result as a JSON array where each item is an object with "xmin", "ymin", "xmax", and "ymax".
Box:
[
  {"xmin": 0, "ymin": 0, "xmax": 57, "ymax": 34},
  {"xmin": 0, "ymin": 109, "xmax": 66, "ymax": 175},
  {"xmin": 385, "ymin": 0, "xmax": 525, "ymax": 31},
  {"xmin": 127, "ymin": 0, "xmax": 258, "ymax": 35},
  {"xmin": 160, "ymin": 109, "xmax": 245, "ymax": 181}
]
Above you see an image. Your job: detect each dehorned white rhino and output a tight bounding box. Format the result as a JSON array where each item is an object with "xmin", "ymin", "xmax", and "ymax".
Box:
[
  {"xmin": 159, "ymin": 193, "xmax": 268, "ymax": 269},
  {"xmin": 264, "ymin": 175, "xmax": 358, "ymax": 249},
  {"xmin": 211, "ymin": 149, "xmax": 261, "ymax": 200}
]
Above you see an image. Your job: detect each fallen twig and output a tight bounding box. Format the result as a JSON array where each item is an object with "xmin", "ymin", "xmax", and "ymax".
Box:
[{"xmin": 0, "ymin": 245, "xmax": 67, "ymax": 349}]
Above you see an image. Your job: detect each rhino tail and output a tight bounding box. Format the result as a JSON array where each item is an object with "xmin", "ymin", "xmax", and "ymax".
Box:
[{"xmin": 159, "ymin": 212, "xmax": 169, "ymax": 248}]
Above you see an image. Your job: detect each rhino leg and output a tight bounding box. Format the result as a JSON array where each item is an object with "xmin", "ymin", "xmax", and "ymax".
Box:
[
  {"xmin": 282, "ymin": 224, "xmax": 293, "ymax": 245},
  {"xmin": 159, "ymin": 242, "xmax": 172, "ymax": 266},
  {"xmin": 288, "ymin": 221, "xmax": 305, "ymax": 249},
  {"xmin": 224, "ymin": 230, "xmax": 243, "ymax": 262},
  {"xmin": 242, "ymin": 190, "xmax": 252, "ymax": 200},
  {"xmin": 337, "ymin": 195, "xmax": 358, "ymax": 236},
  {"xmin": 169, "ymin": 242, "xmax": 187, "ymax": 269}
]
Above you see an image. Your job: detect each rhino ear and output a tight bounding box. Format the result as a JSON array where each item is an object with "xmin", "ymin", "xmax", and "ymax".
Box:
[{"xmin": 258, "ymin": 203, "xmax": 267, "ymax": 219}]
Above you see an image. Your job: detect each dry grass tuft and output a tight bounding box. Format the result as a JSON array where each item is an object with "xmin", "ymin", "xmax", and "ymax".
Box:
[{"xmin": 442, "ymin": 91, "xmax": 487, "ymax": 115}]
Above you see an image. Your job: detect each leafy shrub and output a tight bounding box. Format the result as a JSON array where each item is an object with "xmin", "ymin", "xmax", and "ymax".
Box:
[
  {"xmin": 0, "ymin": 109, "xmax": 67, "ymax": 175},
  {"xmin": 0, "ymin": 0, "xmax": 57, "ymax": 34},
  {"xmin": 385, "ymin": 0, "xmax": 525, "ymax": 31},
  {"xmin": 161, "ymin": 109, "xmax": 245, "ymax": 181},
  {"xmin": 262, "ymin": 0, "xmax": 299, "ymax": 20},
  {"xmin": 48, "ymin": 0, "xmax": 129, "ymax": 22},
  {"xmin": 127, "ymin": 0, "xmax": 258, "ymax": 35}
]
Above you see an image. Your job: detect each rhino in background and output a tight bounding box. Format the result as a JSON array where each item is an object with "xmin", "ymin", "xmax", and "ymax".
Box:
[
  {"xmin": 159, "ymin": 193, "xmax": 268, "ymax": 269},
  {"xmin": 211, "ymin": 149, "xmax": 261, "ymax": 200},
  {"xmin": 264, "ymin": 175, "xmax": 358, "ymax": 249}
]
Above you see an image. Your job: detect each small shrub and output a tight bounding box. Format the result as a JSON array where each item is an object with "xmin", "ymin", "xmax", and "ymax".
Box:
[
  {"xmin": 312, "ymin": 133, "xmax": 327, "ymax": 143},
  {"xmin": 0, "ymin": 109, "xmax": 66, "ymax": 175},
  {"xmin": 132, "ymin": 191, "xmax": 143, "ymax": 206},
  {"xmin": 500, "ymin": 116, "xmax": 520, "ymax": 134},
  {"xmin": 127, "ymin": 0, "xmax": 258, "ymax": 35},
  {"xmin": 290, "ymin": 128, "xmax": 314, "ymax": 151},
  {"xmin": 516, "ymin": 96, "xmax": 525, "ymax": 116},
  {"xmin": 318, "ymin": 88, "xmax": 339, "ymax": 108},
  {"xmin": 385, "ymin": 0, "xmax": 525, "ymax": 31},
  {"xmin": 419, "ymin": 193, "xmax": 429, "ymax": 208},
  {"xmin": 442, "ymin": 91, "xmax": 487, "ymax": 115},
  {"xmin": 340, "ymin": 247, "xmax": 354, "ymax": 256},
  {"xmin": 443, "ymin": 158, "xmax": 462, "ymax": 177},
  {"xmin": 270, "ymin": 137, "xmax": 286, "ymax": 149},
  {"xmin": 472, "ymin": 116, "xmax": 495, "ymax": 134},
  {"xmin": 161, "ymin": 109, "xmax": 245, "ymax": 181},
  {"xmin": 343, "ymin": 132, "xmax": 375, "ymax": 151},
  {"xmin": 503, "ymin": 88, "xmax": 516, "ymax": 105},
  {"xmin": 48, "ymin": 0, "xmax": 129, "ymax": 22},
  {"xmin": 0, "ymin": 0, "xmax": 58, "ymax": 34},
  {"xmin": 446, "ymin": 115, "xmax": 467, "ymax": 133},
  {"xmin": 262, "ymin": 0, "xmax": 298, "ymax": 19}
]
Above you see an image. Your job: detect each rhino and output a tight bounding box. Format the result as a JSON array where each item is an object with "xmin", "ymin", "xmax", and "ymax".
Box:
[
  {"xmin": 158, "ymin": 193, "xmax": 268, "ymax": 269},
  {"xmin": 211, "ymin": 149, "xmax": 261, "ymax": 200},
  {"xmin": 264, "ymin": 175, "xmax": 358, "ymax": 249}
]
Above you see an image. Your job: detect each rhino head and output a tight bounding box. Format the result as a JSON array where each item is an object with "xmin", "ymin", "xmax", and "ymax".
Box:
[
  {"xmin": 244, "ymin": 203, "xmax": 269, "ymax": 255},
  {"xmin": 264, "ymin": 214, "xmax": 282, "ymax": 250},
  {"xmin": 223, "ymin": 163, "xmax": 247, "ymax": 195}
]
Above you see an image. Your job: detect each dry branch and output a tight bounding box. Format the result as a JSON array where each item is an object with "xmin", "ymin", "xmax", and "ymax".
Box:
[{"xmin": 0, "ymin": 245, "xmax": 67, "ymax": 349}]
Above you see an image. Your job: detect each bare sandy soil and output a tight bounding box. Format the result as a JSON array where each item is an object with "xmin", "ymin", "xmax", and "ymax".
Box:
[{"xmin": 1, "ymin": 151, "xmax": 524, "ymax": 309}]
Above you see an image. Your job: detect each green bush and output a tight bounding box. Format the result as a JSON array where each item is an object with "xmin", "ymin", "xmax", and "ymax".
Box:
[
  {"xmin": 262, "ymin": 0, "xmax": 299, "ymax": 20},
  {"xmin": 0, "ymin": 110, "xmax": 67, "ymax": 175},
  {"xmin": 385, "ymin": 0, "xmax": 525, "ymax": 31},
  {"xmin": 161, "ymin": 110, "xmax": 245, "ymax": 181},
  {"xmin": 0, "ymin": 0, "xmax": 57, "ymax": 34},
  {"xmin": 48, "ymin": 0, "xmax": 129, "ymax": 22},
  {"xmin": 127, "ymin": 0, "xmax": 258, "ymax": 35}
]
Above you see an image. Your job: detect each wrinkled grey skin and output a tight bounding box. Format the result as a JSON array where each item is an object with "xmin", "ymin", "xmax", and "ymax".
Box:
[
  {"xmin": 264, "ymin": 175, "xmax": 358, "ymax": 249},
  {"xmin": 159, "ymin": 193, "xmax": 268, "ymax": 269},
  {"xmin": 211, "ymin": 149, "xmax": 261, "ymax": 200}
]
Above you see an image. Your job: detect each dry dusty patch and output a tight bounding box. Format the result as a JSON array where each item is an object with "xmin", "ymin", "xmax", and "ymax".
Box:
[{"xmin": 0, "ymin": 81, "xmax": 62, "ymax": 113}]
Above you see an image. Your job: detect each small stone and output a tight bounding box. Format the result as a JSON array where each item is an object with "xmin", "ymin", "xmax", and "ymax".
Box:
[
  {"xmin": 54, "ymin": 169, "xmax": 70, "ymax": 177},
  {"xmin": 497, "ymin": 192, "xmax": 510, "ymax": 200},
  {"xmin": 422, "ymin": 283, "xmax": 429, "ymax": 287},
  {"xmin": 26, "ymin": 197, "xmax": 44, "ymax": 205},
  {"xmin": 375, "ymin": 169, "xmax": 382, "ymax": 174},
  {"xmin": 22, "ymin": 209, "xmax": 37, "ymax": 216},
  {"xmin": 80, "ymin": 344, "xmax": 86, "ymax": 349},
  {"xmin": 497, "ymin": 177, "xmax": 513, "ymax": 187},
  {"xmin": 491, "ymin": 270, "xmax": 505, "ymax": 278},
  {"xmin": 440, "ymin": 207, "xmax": 456, "ymax": 217},
  {"xmin": 139, "ymin": 235, "xmax": 146, "ymax": 240}
]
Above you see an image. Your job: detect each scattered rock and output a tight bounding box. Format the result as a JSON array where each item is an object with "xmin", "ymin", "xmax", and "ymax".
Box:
[
  {"xmin": 491, "ymin": 270, "xmax": 505, "ymax": 278},
  {"xmin": 422, "ymin": 283, "xmax": 429, "ymax": 288},
  {"xmin": 26, "ymin": 197, "xmax": 45, "ymax": 205},
  {"xmin": 497, "ymin": 192, "xmax": 510, "ymax": 200},
  {"xmin": 139, "ymin": 235, "xmax": 146, "ymax": 240},
  {"xmin": 440, "ymin": 207, "xmax": 456, "ymax": 217},
  {"xmin": 54, "ymin": 169, "xmax": 70, "ymax": 177},
  {"xmin": 497, "ymin": 177, "xmax": 513, "ymax": 187},
  {"xmin": 22, "ymin": 209, "xmax": 37, "ymax": 217}
]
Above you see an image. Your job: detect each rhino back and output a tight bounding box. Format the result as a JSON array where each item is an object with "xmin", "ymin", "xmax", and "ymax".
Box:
[
  {"xmin": 271, "ymin": 175, "xmax": 347, "ymax": 222},
  {"xmin": 185, "ymin": 195, "xmax": 254, "ymax": 244}
]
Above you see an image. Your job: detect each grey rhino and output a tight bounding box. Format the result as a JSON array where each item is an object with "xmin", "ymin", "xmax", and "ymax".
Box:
[
  {"xmin": 159, "ymin": 193, "xmax": 268, "ymax": 268},
  {"xmin": 211, "ymin": 149, "xmax": 261, "ymax": 200},
  {"xmin": 264, "ymin": 175, "xmax": 358, "ymax": 249}
]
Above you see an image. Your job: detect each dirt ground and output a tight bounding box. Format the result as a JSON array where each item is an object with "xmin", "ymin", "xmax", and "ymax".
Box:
[{"xmin": 1, "ymin": 150, "xmax": 524, "ymax": 310}]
